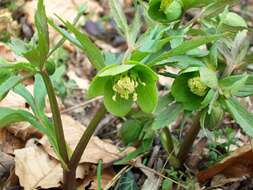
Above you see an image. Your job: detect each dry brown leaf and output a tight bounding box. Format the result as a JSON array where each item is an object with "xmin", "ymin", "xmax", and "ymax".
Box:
[
  {"xmin": 23, "ymin": 0, "xmax": 103, "ymax": 45},
  {"xmin": 23, "ymin": 0, "xmax": 102, "ymax": 24},
  {"xmin": 0, "ymin": 129, "xmax": 25, "ymax": 154},
  {"xmin": 40, "ymin": 115, "xmax": 134, "ymax": 164},
  {"xmin": 197, "ymin": 145, "xmax": 253, "ymax": 183},
  {"xmin": 14, "ymin": 140, "xmax": 90, "ymax": 190},
  {"xmin": 81, "ymin": 167, "xmax": 115, "ymax": 190}
]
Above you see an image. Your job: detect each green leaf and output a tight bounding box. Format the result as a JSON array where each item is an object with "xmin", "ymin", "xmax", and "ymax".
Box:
[
  {"xmin": 154, "ymin": 94, "xmax": 174, "ymax": 114},
  {"xmin": 64, "ymin": 21, "xmax": 105, "ymax": 70},
  {"xmin": 13, "ymin": 84, "xmax": 37, "ymax": 113},
  {"xmin": 104, "ymin": 79, "xmax": 133, "ymax": 116},
  {"xmin": 220, "ymin": 74, "xmax": 249, "ymax": 96},
  {"xmin": 48, "ymin": 19, "xmax": 82, "ymax": 49},
  {"xmin": 152, "ymin": 102, "xmax": 183, "ymax": 129},
  {"xmin": 0, "ymin": 75, "xmax": 24, "ymax": 100},
  {"xmin": 35, "ymin": 0, "xmax": 49, "ymax": 62},
  {"xmin": 222, "ymin": 97, "xmax": 253, "ymax": 137},
  {"xmin": 34, "ymin": 74, "xmax": 47, "ymax": 114},
  {"xmin": 98, "ymin": 64, "xmax": 135, "ymax": 77},
  {"xmin": 0, "ymin": 61, "xmax": 36, "ymax": 72},
  {"xmin": 148, "ymin": 34, "xmax": 226, "ymax": 66},
  {"xmin": 200, "ymin": 67, "xmax": 218, "ymax": 88},
  {"xmin": 109, "ymin": 0, "xmax": 128, "ymax": 37},
  {"xmin": 0, "ymin": 107, "xmax": 47, "ymax": 134},
  {"xmin": 120, "ymin": 120, "xmax": 143, "ymax": 145},
  {"xmin": 115, "ymin": 138, "xmax": 153, "ymax": 165},
  {"xmin": 129, "ymin": 6, "xmax": 142, "ymax": 45},
  {"xmin": 136, "ymin": 81, "xmax": 158, "ymax": 113}
]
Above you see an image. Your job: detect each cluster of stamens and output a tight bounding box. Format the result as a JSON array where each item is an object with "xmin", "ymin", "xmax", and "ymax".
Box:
[
  {"xmin": 112, "ymin": 73, "xmax": 145, "ymax": 101},
  {"xmin": 187, "ymin": 76, "xmax": 208, "ymax": 97}
]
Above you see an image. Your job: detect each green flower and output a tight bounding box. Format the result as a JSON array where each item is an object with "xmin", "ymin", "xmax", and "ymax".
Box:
[
  {"xmin": 148, "ymin": 0, "xmax": 213, "ymax": 23},
  {"xmin": 148, "ymin": 0, "xmax": 183, "ymax": 23},
  {"xmin": 171, "ymin": 67, "xmax": 210, "ymax": 111},
  {"xmin": 188, "ymin": 76, "xmax": 208, "ymax": 97},
  {"xmin": 88, "ymin": 64, "xmax": 158, "ymax": 116}
]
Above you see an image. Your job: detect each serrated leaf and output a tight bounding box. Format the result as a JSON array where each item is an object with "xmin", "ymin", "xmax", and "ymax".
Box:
[
  {"xmin": 109, "ymin": 0, "xmax": 128, "ymax": 37},
  {"xmin": 148, "ymin": 34, "xmax": 226, "ymax": 66},
  {"xmin": 222, "ymin": 98, "xmax": 253, "ymax": 137},
  {"xmin": 129, "ymin": 6, "xmax": 142, "ymax": 46},
  {"xmin": 152, "ymin": 102, "xmax": 182, "ymax": 129},
  {"xmin": 64, "ymin": 21, "xmax": 105, "ymax": 70}
]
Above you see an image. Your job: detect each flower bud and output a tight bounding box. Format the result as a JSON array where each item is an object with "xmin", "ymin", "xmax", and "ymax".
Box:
[
  {"xmin": 161, "ymin": 0, "xmax": 183, "ymax": 22},
  {"xmin": 45, "ymin": 61, "xmax": 56, "ymax": 75}
]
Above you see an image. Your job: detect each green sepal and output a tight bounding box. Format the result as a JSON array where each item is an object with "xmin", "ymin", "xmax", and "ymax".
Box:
[{"xmin": 104, "ymin": 79, "xmax": 133, "ymax": 117}]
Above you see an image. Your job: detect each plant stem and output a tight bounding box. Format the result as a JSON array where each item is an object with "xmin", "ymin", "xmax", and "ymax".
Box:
[
  {"xmin": 177, "ymin": 113, "xmax": 201, "ymax": 166},
  {"xmin": 41, "ymin": 71, "xmax": 69, "ymax": 166},
  {"xmin": 160, "ymin": 128, "xmax": 180, "ymax": 168},
  {"xmin": 63, "ymin": 104, "xmax": 107, "ymax": 189}
]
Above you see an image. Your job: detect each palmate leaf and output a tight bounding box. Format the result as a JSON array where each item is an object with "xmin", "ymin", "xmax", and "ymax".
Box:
[{"xmin": 222, "ymin": 97, "xmax": 253, "ymax": 137}]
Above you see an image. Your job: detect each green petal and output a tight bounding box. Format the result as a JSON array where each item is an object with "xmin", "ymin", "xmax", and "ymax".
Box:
[
  {"xmin": 134, "ymin": 64, "xmax": 158, "ymax": 83},
  {"xmin": 98, "ymin": 64, "xmax": 135, "ymax": 77},
  {"xmin": 88, "ymin": 76, "xmax": 109, "ymax": 98},
  {"xmin": 104, "ymin": 79, "xmax": 133, "ymax": 117},
  {"xmin": 171, "ymin": 72, "xmax": 203, "ymax": 111},
  {"xmin": 136, "ymin": 81, "xmax": 158, "ymax": 113}
]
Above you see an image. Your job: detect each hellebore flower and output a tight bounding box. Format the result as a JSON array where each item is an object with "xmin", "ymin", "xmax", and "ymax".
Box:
[
  {"xmin": 148, "ymin": 0, "xmax": 213, "ymax": 23},
  {"xmin": 88, "ymin": 64, "xmax": 158, "ymax": 116},
  {"xmin": 171, "ymin": 67, "xmax": 213, "ymax": 111}
]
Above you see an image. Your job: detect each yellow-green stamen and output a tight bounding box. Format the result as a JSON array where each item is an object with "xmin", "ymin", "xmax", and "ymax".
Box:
[
  {"xmin": 112, "ymin": 73, "xmax": 145, "ymax": 101},
  {"xmin": 188, "ymin": 76, "xmax": 208, "ymax": 97}
]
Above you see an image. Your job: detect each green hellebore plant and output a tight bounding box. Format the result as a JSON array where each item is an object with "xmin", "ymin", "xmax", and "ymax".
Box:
[
  {"xmin": 88, "ymin": 63, "xmax": 158, "ymax": 116},
  {"xmin": 171, "ymin": 67, "xmax": 214, "ymax": 111},
  {"xmin": 148, "ymin": 0, "xmax": 213, "ymax": 23}
]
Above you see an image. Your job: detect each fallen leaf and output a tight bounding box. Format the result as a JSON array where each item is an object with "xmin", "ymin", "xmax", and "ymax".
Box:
[
  {"xmin": 23, "ymin": 0, "xmax": 102, "ymax": 24},
  {"xmin": 23, "ymin": 0, "xmax": 103, "ymax": 45},
  {"xmin": 81, "ymin": 167, "xmax": 115, "ymax": 190},
  {"xmin": 14, "ymin": 140, "xmax": 90, "ymax": 189},
  {"xmin": 0, "ymin": 129, "xmax": 24, "ymax": 154},
  {"xmin": 40, "ymin": 115, "xmax": 134, "ymax": 164},
  {"xmin": 197, "ymin": 145, "xmax": 253, "ymax": 183}
]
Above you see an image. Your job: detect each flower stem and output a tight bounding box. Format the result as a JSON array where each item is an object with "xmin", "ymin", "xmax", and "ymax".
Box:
[
  {"xmin": 177, "ymin": 113, "xmax": 201, "ymax": 166},
  {"xmin": 63, "ymin": 104, "xmax": 107, "ymax": 189},
  {"xmin": 41, "ymin": 71, "xmax": 69, "ymax": 166}
]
